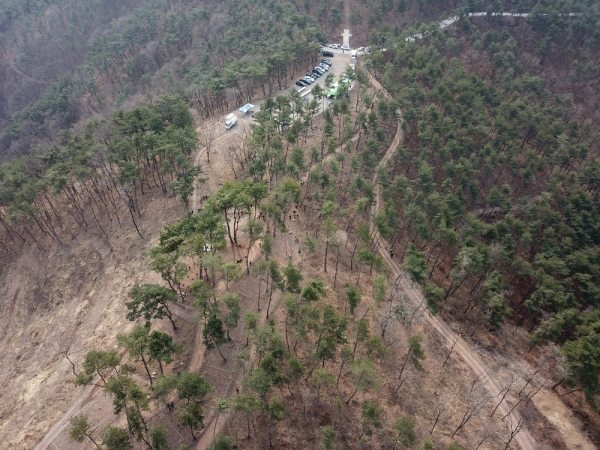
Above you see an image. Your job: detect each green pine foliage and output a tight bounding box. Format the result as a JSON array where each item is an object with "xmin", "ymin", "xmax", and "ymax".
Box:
[{"xmin": 369, "ymin": 2, "xmax": 600, "ymax": 404}]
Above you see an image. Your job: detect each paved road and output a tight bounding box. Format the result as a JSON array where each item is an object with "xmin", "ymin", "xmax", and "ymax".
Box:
[{"xmin": 407, "ymin": 11, "xmax": 581, "ymax": 41}]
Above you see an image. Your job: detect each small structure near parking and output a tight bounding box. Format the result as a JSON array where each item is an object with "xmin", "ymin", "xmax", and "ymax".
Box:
[{"xmin": 238, "ymin": 103, "xmax": 254, "ymax": 114}]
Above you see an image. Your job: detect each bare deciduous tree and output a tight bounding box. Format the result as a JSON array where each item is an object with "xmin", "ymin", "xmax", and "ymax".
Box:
[
  {"xmin": 442, "ymin": 333, "xmax": 459, "ymax": 367},
  {"xmin": 452, "ymin": 390, "xmax": 491, "ymax": 437},
  {"xmin": 430, "ymin": 398, "xmax": 448, "ymax": 434},
  {"xmin": 200, "ymin": 122, "xmax": 216, "ymax": 164},
  {"xmin": 490, "ymin": 375, "xmax": 517, "ymax": 418},
  {"xmin": 503, "ymin": 414, "xmax": 525, "ymax": 450}
]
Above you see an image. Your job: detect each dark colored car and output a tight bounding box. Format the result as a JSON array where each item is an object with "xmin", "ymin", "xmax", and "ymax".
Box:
[
  {"xmin": 296, "ymin": 79, "xmax": 308, "ymax": 87},
  {"xmin": 322, "ymin": 51, "xmax": 334, "ymax": 57}
]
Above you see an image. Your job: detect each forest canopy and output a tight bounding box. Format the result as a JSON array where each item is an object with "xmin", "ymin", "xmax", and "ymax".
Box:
[
  {"xmin": 0, "ymin": 0, "xmax": 325, "ymax": 161},
  {"xmin": 367, "ymin": 4, "xmax": 600, "ymax": 404}
]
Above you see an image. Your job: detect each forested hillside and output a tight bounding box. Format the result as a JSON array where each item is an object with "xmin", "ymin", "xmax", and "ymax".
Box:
[
  {"xmin": 367, "ymin": 0, "xmax": 600, "ymax": 417},
  {"xmin": 0, "ymin": 0, "xmax": 324, "ymax": 161},
  {"xmin": 1, "ymin": 0, "xmax": 599, "ymax": 449}
]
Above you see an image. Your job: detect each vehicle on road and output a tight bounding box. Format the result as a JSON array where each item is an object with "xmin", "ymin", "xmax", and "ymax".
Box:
[
  {"xmin": 326, "ymin": 77, "xmax": 351, "ymax": 99},
  {"xmin": 329, "ymin": 44, "xmax": 339, "ymax": 49},
  {"xmin": 341, "ymin": 44, "xmax": 350, "ymax": 51},
  {"xmin": 321, "ymin": 51, "xmax": 334, "ymax": 57},
  {"xmin": 225, "ymin": 113, "xmax": 237, "ymax": 130}
]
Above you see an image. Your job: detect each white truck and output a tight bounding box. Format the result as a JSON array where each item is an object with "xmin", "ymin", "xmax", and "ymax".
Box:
[{"xmin": 225, "ymin": 113, "xmax": 238, "ymax": 130}]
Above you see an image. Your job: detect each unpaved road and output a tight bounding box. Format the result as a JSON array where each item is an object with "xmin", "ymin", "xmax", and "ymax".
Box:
[
  {"xmin": 34, "ymin": 54, "xmax": 593, "ymax": 450},
  {"xmin": 366, "ymin": 72, "xmax": 537, "ymax": 450},
  {"xmin": 367, "ymin": 70, "xmax": 595, "ymax": 449},
  {"xmin": 35, "ymin": 54, "xmax": 352, "ymax": 450}
]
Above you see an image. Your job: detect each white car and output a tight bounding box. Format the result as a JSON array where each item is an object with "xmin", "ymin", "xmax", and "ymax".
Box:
[
  {"xmin": 329, "ymin": 44, "xmax": 339, "ymax": 49},
  {"xmin": 302, "ymin": 76, "xmax": 314, "ymax": 84},
  {"xmin": 341, "ymin": 44, "xmax": 350, "ymax": 51}
]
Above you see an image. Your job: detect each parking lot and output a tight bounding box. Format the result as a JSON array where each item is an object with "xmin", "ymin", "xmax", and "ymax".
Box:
[
  {"xmin": 224, "ymin": 50, "xmax": 353, "ymax": 129},
  {"xmin": 298, "ymin": 51, "xmax": 352, "ymax": 108}
]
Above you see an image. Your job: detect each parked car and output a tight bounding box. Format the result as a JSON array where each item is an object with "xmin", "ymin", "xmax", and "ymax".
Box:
[
  {"xmin": 318, "ymin": 64, "xmax": 329, "ymax": 71},
  {"xmin": 341, "ymin": 44, "xmax": 350, "ymax": 51},
  {"xmin": 296, "ymin": 80, "xmax": 308, "ymax": 87},
  {"xmin": 329, "ymin": 44, "xmax": 339, "ymax": 49},
  {"xmin": 321, "ymin": 51, "xmax": 334, "ymax": 57},
  {"xmin": 321, "ymin": 59, "xmax": 332, "ymax": 65},
  {"xmin": 314, "ymin": 66, "xmax": 325, "ymax": 73},
  {"xmin": 302, "ymin": 76, "xmax": 314, "ymax": 84}
]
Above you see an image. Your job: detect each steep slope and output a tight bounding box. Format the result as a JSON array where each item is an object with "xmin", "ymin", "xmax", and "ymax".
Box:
[
  {"xmin": 367, "ymin": 5, "xmax": 600, "ymax": 443},
  {"xmin": 0, "ymin": 0, "xmax": 324, "ymax": 161}
]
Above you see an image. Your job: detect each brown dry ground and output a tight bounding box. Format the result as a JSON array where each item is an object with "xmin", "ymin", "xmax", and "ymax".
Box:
[
  {"xmin": 215, "ymin": 77, "xmax": 594, "ymax": 450},
  {"xmin": 0, "ymin": 54, "xmax": 595, "ymax": 450},
  {"xmin": 0, "ymin": 186, "xmax": 188, "ymax": 449},
  {"xmin": 215, "ymin": 183, "xmax": 529, "ymax": 449}
]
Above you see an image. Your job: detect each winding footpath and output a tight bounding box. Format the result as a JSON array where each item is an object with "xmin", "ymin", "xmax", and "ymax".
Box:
[{"xmin": 367, "ymin": 73, "xmax": 537, "ymax": 450}]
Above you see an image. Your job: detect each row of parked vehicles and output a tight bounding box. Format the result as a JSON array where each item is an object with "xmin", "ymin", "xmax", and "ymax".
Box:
[
  {"xmin": 295, "ymin": 59, "xmax": 332, "ymax": 87},
  {"xmin": 327, "ymin": 43, "xmax": 350, "ymax": 51}
]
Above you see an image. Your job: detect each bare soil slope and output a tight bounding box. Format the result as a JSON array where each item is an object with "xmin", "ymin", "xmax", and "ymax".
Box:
[{"xmin": 0, "ymin": 192, "xmax": 184, "ymax": 449}]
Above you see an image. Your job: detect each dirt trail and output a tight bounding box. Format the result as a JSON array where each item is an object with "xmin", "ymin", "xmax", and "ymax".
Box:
[
  {"xmin": 34, "ymin": 384, "xmax": 100, "ymax": 450},
  {"xmin": 367, "ymin": 73, "xmax": 537, "ymax": 450},
  {"xmin": 191, "ymin": 123, "xmax": 246, "ymax": 213},
  {"xmin": 368, "ymin": 70, "xmax": 596, "ymax": 450}
]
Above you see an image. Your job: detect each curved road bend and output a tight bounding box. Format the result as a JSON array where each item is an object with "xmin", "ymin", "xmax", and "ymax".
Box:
[{"xmin": 367, "ymin": 73, "xmax": 536, "ymax": 450}]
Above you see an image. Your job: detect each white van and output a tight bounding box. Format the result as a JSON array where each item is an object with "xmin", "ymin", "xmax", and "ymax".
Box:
[{"xmin": 225, "ymin": 113, "xmax": 237, "ymax": 130}]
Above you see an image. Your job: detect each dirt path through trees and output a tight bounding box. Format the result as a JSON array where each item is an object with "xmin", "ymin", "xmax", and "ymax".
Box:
[
  {"xmin": 367, "ymin": 72, "xmax": 538, "ymax": 450},
  {"xmin": 368, "ymin": 67, "xmax": 595, "ymax": 449}
]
